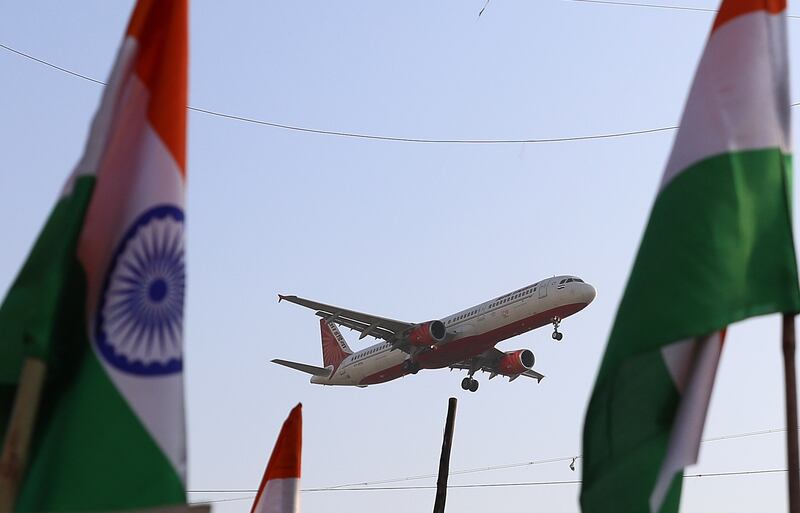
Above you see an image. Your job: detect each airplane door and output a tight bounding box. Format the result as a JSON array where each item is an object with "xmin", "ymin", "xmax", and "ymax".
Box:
[{"xmin": 538, "ymin": 281, "xmax": 548, "ymax": 298}]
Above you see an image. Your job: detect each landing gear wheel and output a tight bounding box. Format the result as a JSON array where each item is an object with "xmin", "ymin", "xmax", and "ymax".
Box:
[
  {"xmin": 461, "ymin": 377, "xmax": 471, "ymax": 390},
  {"xmin": 551, "ymin": 316, "xmax": 563, "ymax": 342},
  {"xmin": 468, "ymin": 379, "xmax": 479, "ymax": 392}
]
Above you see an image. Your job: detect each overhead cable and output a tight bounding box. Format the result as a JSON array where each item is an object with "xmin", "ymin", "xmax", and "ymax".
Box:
[
  {"xmin": 302, "ymin": 468, "xmax": 787, "ymax": 492},
  {"xmin": 187, "ymin": 467, "xmax": 788, "ymax": 503},
  {"xmin": 3, "ymin": 42, "xmax": 798, "ymax": 144},
  {"xmin": 291, "ymin": 426, "xmax": 792, "ymax": 490},
  {"xmin": 188, "ymin": 425, "xmax": 793, "ymax": 495},
  {"xmin": 0, "ymin": 42, "xmax": 677, "ymax": 145},
  {"xmin": 562, "ymin": 0, "xmax": 800, "ymax": 18}
]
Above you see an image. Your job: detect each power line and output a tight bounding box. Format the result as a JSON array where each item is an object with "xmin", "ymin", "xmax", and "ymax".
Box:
[
  {"xmin": 3, "ymin": 42, "xmax": 799, "ymax": 144},
  {"xmin": 188, "ymin": 425, "xmax": 792, "ymax": 495},
  {"xmin": 563, "ymin": 0, "xmax": 715, "ymax": 14},
  {"xmin": 318, "ymin": 455, "xmax": 578, "ymax": 490},
  {"xmin": 186, "ymin": 467, "xmax": 788, "ymax": 502},
  {"xmin": 0, "ymin": 41, "xmax": 679, "ymax": 145},
  {"xmin": 301, "ymin": 426, "xmax": 792, "ymax": 490},
  {"xmin": 186, "ymin": 459, "xmax": 580, "ymax": 495},
  {"xmin": 188, "ymin": 105, "xmax": 678, "ymax": 144},
  {"xmin": 304, "ymin": 479, "xmax": 581, "ymax": 492},
  {"xmin": 0, "ymin": 43, "xmax": 105, "ymax": 85},
  {"xmin": 189, "ymin": 496, "xmax": 255, "ymax": 504},
  {"xmin": 186, "ymin": 428, "xmax": 792, "ymax": 500},
  {"xmin": 704, "ymin": 427, "xmax": 787, "ymax": 443},
  {"xmin": 304, "ymin": 469, "xmax": 787, "ymax": 492},
  {"xmin": 562, "ymin": 0, "xmax": 800, "ymax": 19}
]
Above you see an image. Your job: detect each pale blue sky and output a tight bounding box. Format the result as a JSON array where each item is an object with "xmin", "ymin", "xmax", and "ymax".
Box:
[{"xmin": 2, "ymin": 1, "xmax": 800, "ymax": 512}]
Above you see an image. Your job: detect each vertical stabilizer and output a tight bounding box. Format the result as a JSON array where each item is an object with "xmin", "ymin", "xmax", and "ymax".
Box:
[{"xmin": 320, "ymin": 319, "xmax": 352, "ymax": 369}]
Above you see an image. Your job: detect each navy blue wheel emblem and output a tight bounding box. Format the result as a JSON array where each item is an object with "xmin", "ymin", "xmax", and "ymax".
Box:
[{"xmin": 95, "ymin": 205, "xmax": 185, "ymax": 375}]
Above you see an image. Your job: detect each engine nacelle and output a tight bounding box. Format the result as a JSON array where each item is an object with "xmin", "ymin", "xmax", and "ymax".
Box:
[
  {"xmin": 498, "ymin": 349, "xmax": 535, "ymax": 376},
  {"xmin": 406, "ymin": 320, "xmax": 447, "ymax": 347}
]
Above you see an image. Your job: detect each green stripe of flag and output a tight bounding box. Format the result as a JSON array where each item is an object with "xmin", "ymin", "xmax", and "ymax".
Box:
[
  {"xmin": 0, "ymin": 176, "xmax": 96, "ymax": 382},
  {"xmin": 582, "ymin": 148, "xmax": 800, "ymax": 513},
  {"xmin": 0, "ymin": 176, "xmax": 95, "ymax": 442},
  {"xmin": 609, "ymin": 149, "xmax": 798, "ymax": 361},
  {"xmin": 16, "ymin": 344, "xmax": 185, "ymax": 511}
]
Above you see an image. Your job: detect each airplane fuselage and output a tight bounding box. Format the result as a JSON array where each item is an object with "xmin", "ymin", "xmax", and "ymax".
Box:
[{"xmin": 312, "ymin": 275, "xmax": 595, "ymax": 387}]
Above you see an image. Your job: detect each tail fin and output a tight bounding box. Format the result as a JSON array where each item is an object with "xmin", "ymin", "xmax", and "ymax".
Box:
[{"xmin": 320, "ymin": 319, "xmax": 353, "ymax": 369}]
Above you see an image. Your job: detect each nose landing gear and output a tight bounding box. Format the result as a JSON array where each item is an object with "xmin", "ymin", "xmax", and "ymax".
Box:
[
  {"xmin": 461, "ymin": 376, "xmax": 479, "ymax": 392},
  {"xmin": 551, "ymin": 316, "xmax": 563, "ymax": 341}
]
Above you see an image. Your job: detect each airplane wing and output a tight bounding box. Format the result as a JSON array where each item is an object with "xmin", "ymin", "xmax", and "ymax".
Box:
[
  {"xmin": 278, "ymin": 295, "xmax": 414, "ymax": 342},
  {"xmin": 450, "ymin": 348, "xmax": 545, "ymax": 383}
]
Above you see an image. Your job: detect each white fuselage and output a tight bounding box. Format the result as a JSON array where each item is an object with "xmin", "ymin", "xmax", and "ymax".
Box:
[{"xmin": 312, "ymin": 275, "xmax": 595, "ymax": 386}]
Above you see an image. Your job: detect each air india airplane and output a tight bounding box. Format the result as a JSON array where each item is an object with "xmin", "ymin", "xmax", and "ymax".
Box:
[{"xmin": 273, "ymin": 275, "xmax": 596, "ymax": 392}]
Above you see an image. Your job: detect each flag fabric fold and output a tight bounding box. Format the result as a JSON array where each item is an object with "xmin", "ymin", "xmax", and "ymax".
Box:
[
  {"xmin": 581, "ymin": 1, "xmax": 800, "ymax": 512},
  {"xmin": 0, "ymin": 0, "xmax": 188, "ymax": 510},
  {"xmin": 251, "ymin": 404, "xmax": 303, "ymax": 513}
]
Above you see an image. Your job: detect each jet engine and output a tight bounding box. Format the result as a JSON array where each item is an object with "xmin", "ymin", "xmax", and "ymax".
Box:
[
  {"xmin": 498, "ymin": 349, "xmax": 535, "ymax": 375},
  {"xmin": 406, "ymin": 320, "xmax": 447, "ymax": 346}
]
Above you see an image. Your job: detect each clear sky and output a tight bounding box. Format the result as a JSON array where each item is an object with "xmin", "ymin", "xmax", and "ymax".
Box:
[{"xmin": 2, "ymin": 1, "xmax": 800, "ymax": 512}]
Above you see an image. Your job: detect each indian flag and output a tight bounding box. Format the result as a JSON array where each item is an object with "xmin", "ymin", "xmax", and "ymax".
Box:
[
  {"xmin": 581, "ymin": 1, "xmax": 800, "ymax": 513},
  {"xmin": 250, "ymin": 404, "xmax": 303, "ymax": 513},
  {"xmin": 0, "ymin": 0, "xmax": 188, "ymax": 510}
]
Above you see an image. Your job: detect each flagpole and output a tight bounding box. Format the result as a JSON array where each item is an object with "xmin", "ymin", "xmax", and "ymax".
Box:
[
  {"xmin": 433, "ymin": 397, "xmax": 457, "ymax": 513},
  {"xmin": 783, "ymin": 313, "xmax": 799, "ymax": 513},
  {"xmin": 0, "ymin": 357, "xmax": 47, "ymax": 513}
]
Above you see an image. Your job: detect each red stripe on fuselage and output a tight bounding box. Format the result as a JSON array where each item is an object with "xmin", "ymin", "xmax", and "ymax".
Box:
[
  {"xmin": 358, "ymin": 302, "xmax": 588, "ymax": 385},
  {"xmin": 359, "ymin": 363, "xmax": 406, "ymax": 385}
]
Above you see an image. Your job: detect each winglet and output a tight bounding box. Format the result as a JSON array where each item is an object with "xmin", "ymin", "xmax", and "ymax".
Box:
[{"xmin": 278, "ymin": 294, "xmax": 286, "ymax": 303}]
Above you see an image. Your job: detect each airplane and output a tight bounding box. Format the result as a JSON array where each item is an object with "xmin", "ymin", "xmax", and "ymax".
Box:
[{"xmin": 272, "ymin": 275, "xmax": 596, "ymax": 392}]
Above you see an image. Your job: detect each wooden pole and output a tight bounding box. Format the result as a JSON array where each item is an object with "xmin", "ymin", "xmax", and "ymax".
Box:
[
  {"xmin": 784, "ymin": 314, "xmax": 800, "ymax": 513},
  {"xmin": 433, "ymin": 397, "xmax": 457, "ymax": 513},
  {"xmin": 0, "ymin": 358, "xmax": 47, "ymax": 513}
]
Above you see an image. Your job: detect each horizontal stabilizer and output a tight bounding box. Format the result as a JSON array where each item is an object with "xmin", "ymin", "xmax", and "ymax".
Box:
[{"xmin": 272, "ymin": 359, "xmax": 332, "ymax": 377}]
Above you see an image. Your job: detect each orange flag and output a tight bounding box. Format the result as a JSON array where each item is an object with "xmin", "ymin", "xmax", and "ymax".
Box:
[{"xmin": 251, "ymin": 404, "xmax": 303, "ymax": 513}]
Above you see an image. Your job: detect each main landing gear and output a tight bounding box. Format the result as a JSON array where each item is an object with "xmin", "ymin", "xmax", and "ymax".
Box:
[
  {"xmin": 461, "ymin": 376, "xmax": 479, "ymax": 392},
  {"xmin": 402, "ymin": 359, "xmax": 420, "ymax": 374},
  {"xmin": 551, "ymin": 316, "xmax": 563, "ymax": 341}
]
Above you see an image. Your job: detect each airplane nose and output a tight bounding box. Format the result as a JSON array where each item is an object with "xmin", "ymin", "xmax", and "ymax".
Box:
[{"xmin": 582, "ymin": 283, "xmax": 597, "ymax": 304}]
